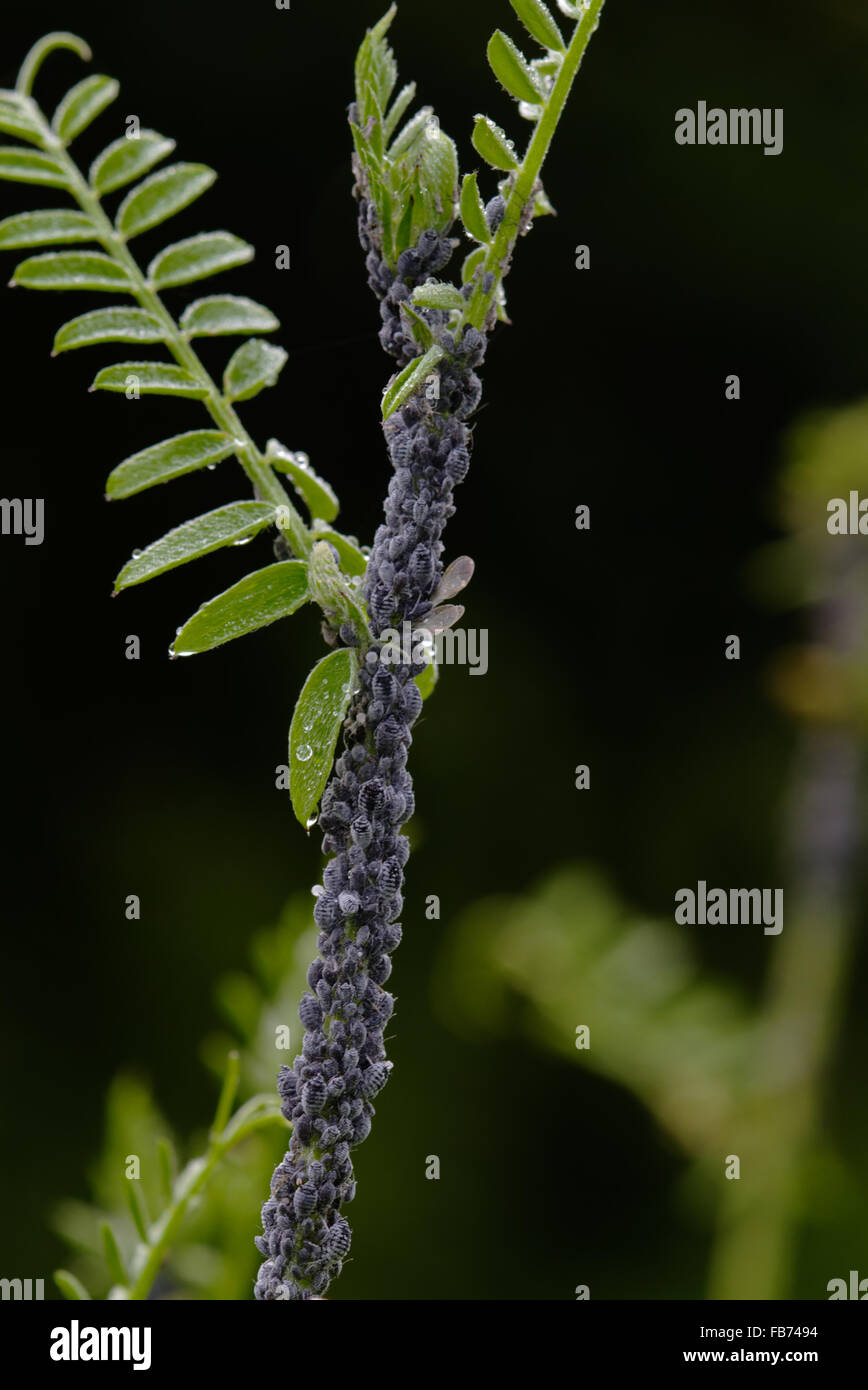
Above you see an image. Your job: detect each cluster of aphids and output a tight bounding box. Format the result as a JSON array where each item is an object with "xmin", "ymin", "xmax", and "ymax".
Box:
[{"xmin": 254, "ymin": 208, "xmax": 495, "ymax": 1297}]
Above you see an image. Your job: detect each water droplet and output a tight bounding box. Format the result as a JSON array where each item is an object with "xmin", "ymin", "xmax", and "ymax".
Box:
[
  {"xmin": 132, "ymin": 548, "xmax": 143, "ymax": 558},
  {"xmin": 233, "ymin": 535, "xmax": 254, "ymax": 546},
  {"xmin": 206, "ymin": 463, "xmax": 217, "ymax": 471},
  {"xmin": 305, "ymin": 812, "xmax": 319, "ymax": 830},
  {"xmin": 296, "ymin": 743, "xmax": 313, "ymax": 762},
  {"xmin": 311, "ymin": 884, "xmax": 323, "ymax": 897}
]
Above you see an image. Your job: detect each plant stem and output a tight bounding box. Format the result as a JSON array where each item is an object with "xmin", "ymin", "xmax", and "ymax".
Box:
[
  {"xmin": 707, "ymin": 879, "xmax": 854, "ymax": 1299},
  {"xmin": 461, "ymin": 0, "xmax": 607, "ymax": 335},
  {"xmin": 707, "ymin": 554, "xmax": 864, "ymax": 1300},
  {"xmin": 20, "ymin": 90, "xmax": 311, "ymax": 559},
  {"xmin": 121, "ymin": 1095, "xmax": 289, "ymax": 1301}
]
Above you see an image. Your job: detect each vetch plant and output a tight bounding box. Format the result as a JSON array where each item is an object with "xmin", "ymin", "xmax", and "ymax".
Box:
[{"xmin": 1, "ymin": 0, "xmax": 607, "ymax": 1300}]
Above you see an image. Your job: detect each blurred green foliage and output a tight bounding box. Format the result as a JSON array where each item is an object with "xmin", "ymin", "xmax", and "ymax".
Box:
[{"xmin": 52, "ymin": 895, "xmax": 314, "ymax": 1300}]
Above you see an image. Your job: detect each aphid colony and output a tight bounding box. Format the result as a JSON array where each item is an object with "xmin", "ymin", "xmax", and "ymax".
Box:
[{"xmin": 254, "ymin": 197, "xmax": 489, "ymax": 1296}]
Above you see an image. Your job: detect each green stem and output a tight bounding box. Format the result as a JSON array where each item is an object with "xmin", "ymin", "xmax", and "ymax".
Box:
[
  {"xmin": 123, "ymin": 1096, "xmax": 289, "ymax": 1302},
  {"xmin": 707, "ymin": 897, "xmax": 853, "ymax": 1300},
  {"xmin": 707, "ymin": 705, "xmax": 861, "ymax": 1299},
  {"xmin": 461, "ymin": 0, "xmax": 607, "ymax": 335},
  {"xmin": 21, "ymin": 90, "xmax": 311, "ymax": 559}
]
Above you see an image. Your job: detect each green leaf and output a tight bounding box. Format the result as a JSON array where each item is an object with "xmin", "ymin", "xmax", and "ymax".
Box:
[
  {"xmin": 89, "ymin": 130, "xmax": 176, "ymax": 195},
  {"xmin": 223, "ymin": 339, "xmax": 288, "ymax": 403},
  {"xmin": 54, "ymin": 1270, "xmax": 91, "ymax": 1301},
  {"xmin": 91, "ymin": 362, "xmax": 207, "ymax": 397},
  {"xmin": 100, "ymin": 1221, "xmax": 127, "ymax": 1287},
  {"xmin": 462, "ymin": 246, "xmax": 488, "ymax": 284},
  {"xmin": 471, "ymin": 115, "xmax": 520, "ymax": 171},
  {"xmin": 381, "ymin": 343, "xmax": 444, "ymax": 420},
  {"xmin": 533, "ymin": 185, "xmax": 557, "ymax": 216},
  {"xmin": 106, "ymin": 429, "xmax": 236, "ymax": 499},
  {"xmin": 388, "ymin": 105, "xmax": 434, "ymax": 160},
  {"xmin": 0, "ymin": 146, "xmax": 69, "ymax": 187},
  {"xmin": 289, "ymin": 648, "xmax": 358, "ymax": 827},
  {"xmin": 14, "ymin": 33, "xmax": 92, "ymax": 99},
  {"xmin": 310, "ymin": 526, "xmax": 367, "ymax": 577},
  {"xmin": 266, "ymin": 440, "xmax": 339, "ymax": 522},
  {"xmin": 0, "ymin": 101, "xmax": 42, "ymax": 143},
  {"xmin": 116, "ymin": 163, "xmax": 216, "ymax": 240},
  {"xmin": 124, "ymin": 1183, "xmax": 148, "ymax": 1242},
  {"xmin": 413, "ymin": 124, "xmax": 459, "ymax": 235},
  {"xmin": 53, "ymin": 307, "xmax": 165, "ymax": 354},
  {"xmin": 459, "ymin": 172, "xmax": 491, "ymax": 244},
  {"xmin": 52, "ymin": 75, "xmax": 119, "ymax": 143},
  {"xmin": 0, "ymin": 209, "xmax": 95, "ymax": 249},
  {"xmin": 397, "ymin": 298, "xmax": 434, "ymax": 351},
  {"xmin": 415, "ymin": 658, "xmax": 439, "ymax": 701},
  {"xmin": 355, "ymin": 4, "xmax": 398, "ymax": 123},
  {"xmin": 411, "ymin": 280, "xmax": 465, "ymax": 311},
  {"xmin": 180, "ymin": 295, "xmax": 278, "ymax": 339},
  {"xmin": 114, "ymin": 501, "xmax": 275, "ymax": 590},
  {"xmin": 307, "ymin": 539, "xmax": 368, "ymax": 632},
  {"xmin": 147, "ymin": 231, "xmax": 254, "ymax": 289},
  {"xmin": 487, "ymin": 31, "xmax": 544, "ymax": 105},
  {"xmin": 509, "ymin": 0, "xmax": 566, "ymax": 52},
  {"xmin": 383, "ymin": 82, "xmax": 416, "ymax": 144},
  {"xmin": 157, "ymin": 1138, "xmax": 176, "ymax": 1202},
  {"xmin": 10, "ymin": 251, "xmax": 132, "ymax": 291},
  {"xmin": 171, "ymin": 561, "xmax": 309, "ymax": 655}
]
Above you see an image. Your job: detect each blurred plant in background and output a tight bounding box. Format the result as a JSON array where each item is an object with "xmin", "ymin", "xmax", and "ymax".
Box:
[
  {"xmin": 434, "ymin": 395, "xmax": 868, "ymax": 1301},
  {"xmin": 52, "ymin": 897, "xmax": 314, "ymax": 1299}
]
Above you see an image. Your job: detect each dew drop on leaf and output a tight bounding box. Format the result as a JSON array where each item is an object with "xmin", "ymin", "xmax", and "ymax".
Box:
[{"xmin": 296, "ymin": 743, "xmax": 313, "ymax": 762}]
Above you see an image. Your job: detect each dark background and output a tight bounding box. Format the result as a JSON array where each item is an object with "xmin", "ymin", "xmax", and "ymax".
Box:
[{"xmin": 1, "ymin": 0, "xmax": 866, "ymax": 1299}]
